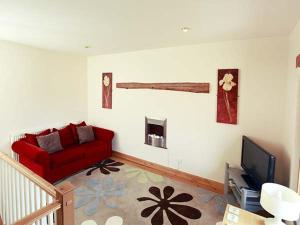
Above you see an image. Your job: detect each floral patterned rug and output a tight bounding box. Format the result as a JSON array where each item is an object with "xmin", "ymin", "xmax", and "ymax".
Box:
[{"xmin": 62, "ymin": 159, "xmax": 228, "ymax": 225}]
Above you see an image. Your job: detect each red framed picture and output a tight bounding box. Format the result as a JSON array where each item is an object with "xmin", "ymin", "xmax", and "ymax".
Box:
[
  {"xmin": 102, "ymin": 73, "xmax": 112, "ymax": 109},
  {"xmin": 297, "ymin": 54, "xmax": 300, "ymax": 68},
  {"xmin": 217, "ymin": 69, "xmax": 239, "ymax": 124}
]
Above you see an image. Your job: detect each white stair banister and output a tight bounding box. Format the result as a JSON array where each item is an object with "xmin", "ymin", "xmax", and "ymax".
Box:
[{"xmin": 0, "ymin": 152, "xmax": 75, "ymax": 225}]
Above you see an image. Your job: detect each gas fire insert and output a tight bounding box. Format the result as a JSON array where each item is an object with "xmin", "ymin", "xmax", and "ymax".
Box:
[{"xmin": 145, "ymin": 117, "xmax": 167, "ymax": 149}]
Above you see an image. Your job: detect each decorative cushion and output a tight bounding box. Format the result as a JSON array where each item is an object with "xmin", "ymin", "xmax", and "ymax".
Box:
[
  {"xmin": 53, "ymin": 125, "xmax": 75, "ymax": 148},
  {"xmin": 77, "ymin": 126, "xmax": 95, "ymax": 144},
  {"xmin": 70, "ymin": 121, "xmax": 86, "ymax": 143},
  {"xmin": 25, "ymin": 129, "xmax": 51, "ymax": 146},
  {"xmin": 37, "ymin": 131, "xmax": 63, "ymax": 153}
]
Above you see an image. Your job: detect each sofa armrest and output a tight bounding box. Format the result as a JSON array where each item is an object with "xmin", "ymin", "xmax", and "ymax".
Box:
[
  {"xmin": 93, "ymin": 126, "xmax": 114, "ymax": 143},
  {"xmin": 11, "ymin": 140, "xmax": 50, "ymax": 165}
]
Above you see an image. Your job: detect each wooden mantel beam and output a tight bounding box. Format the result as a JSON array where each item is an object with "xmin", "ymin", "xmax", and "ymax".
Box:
[{"xmin": 116, "ymin": 82, "xmax": 210, "ymax": 93}]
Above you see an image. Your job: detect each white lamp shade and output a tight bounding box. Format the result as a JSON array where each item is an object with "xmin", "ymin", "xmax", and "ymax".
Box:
[{"xmin": 260, "ymin": 183, "xmax": 300, "ymax": 221}]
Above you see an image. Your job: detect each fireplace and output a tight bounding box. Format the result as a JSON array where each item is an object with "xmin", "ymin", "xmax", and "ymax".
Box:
[{"xmin": 145, "ymin": 117, "xmax": 167, "ymax": 149}]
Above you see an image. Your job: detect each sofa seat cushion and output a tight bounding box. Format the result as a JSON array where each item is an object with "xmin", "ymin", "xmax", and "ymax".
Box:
[
  {"xmin": 72, "ymin": 140, "xmax": 109, "ymax": 158},
  {"xmin": 88, "ymin": 140, "xmax": 109, "ymax": 157},
  {"xmin": 50, "ymin": 140, "xmax": 109, "ymax": 168},
  {"xmin": 50, "ymin": 147, "xmax": 85, "ymax": 168}
]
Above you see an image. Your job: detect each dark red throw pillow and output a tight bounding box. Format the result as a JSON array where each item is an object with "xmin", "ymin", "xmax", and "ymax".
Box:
[
  {"xmin": 53, "ymin": 125, "xmax": 75, "ymax": 148},
  {"xmin": 69, "ymin": 121, "xmax": 86, "ymax": 143},
  {"xmin": 25, "ymin": 129, "xmax": 51, "ymax": 146}
]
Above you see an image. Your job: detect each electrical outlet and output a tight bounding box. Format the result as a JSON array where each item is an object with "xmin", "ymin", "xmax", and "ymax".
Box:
[{"xmin": 176, "ymin": 159, "xmax": 183, "ymax": 170}]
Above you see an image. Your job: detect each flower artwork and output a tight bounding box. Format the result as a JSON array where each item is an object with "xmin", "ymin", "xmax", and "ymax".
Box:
[
  {"xmin": 102, "ymin": 73, "xmax": 112, "ymax": 109},
  {"xmin": 217, "ymin": 69, "xmax": 239, "ymax": 124},
  {"xmin": 137, "ymin": 186, "xmax": 201, "ymax": 225}
]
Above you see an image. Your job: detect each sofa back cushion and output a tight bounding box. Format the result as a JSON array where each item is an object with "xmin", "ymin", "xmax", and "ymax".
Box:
[
  {"xmin": 77, "ymin": 126, "xmax": 95, "ymax": 144},
  {"xmin": 53, "ymin": 125, "xmax": 75, "ymax": 148},
  {"xmin": 37, "ymin": 131, "xmax": 63, "ymax": 153},
  {"xmin": 25, "ymin": 129, "xmax": 51, "ymax": 146},
  {"xmin": 70, "ymin": 121, "xmax": 86, "ymax": 143}
]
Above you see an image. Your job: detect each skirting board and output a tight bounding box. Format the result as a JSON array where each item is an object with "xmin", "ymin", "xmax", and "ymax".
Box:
[{"xmin": 112, "ymin": 151, "xmax": 224, "ymax": 194}]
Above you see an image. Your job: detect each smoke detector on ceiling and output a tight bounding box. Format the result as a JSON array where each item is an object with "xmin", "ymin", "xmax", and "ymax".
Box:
[{"xmin": 181, "ymin": 27, "xmax": 191, "ymax": 32}]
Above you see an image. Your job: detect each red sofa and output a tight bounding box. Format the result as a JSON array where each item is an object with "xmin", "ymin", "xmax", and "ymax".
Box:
[{"xmin": 11, "ymin": 123, "xmax": 114, "ymax": 183}]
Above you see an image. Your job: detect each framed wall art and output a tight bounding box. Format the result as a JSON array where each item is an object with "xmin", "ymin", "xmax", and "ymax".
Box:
[
  {"xmin": 217, "ymin": 69, "xmax": 239, "ymax": 124},
  {"xmin": 102, "ymin": 73, "xmax": 112, "ymax": 109}
]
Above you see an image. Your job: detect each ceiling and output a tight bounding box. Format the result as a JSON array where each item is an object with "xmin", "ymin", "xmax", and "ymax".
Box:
[{"xmin": 0, "ymin": 0, "xmax": 299, "ymax": 56}]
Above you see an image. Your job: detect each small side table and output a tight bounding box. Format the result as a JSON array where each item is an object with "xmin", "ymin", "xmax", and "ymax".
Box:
[
  {"xmin": 222, "ymin": 204, "xmax": 265, "ymax": 225},
  {"xmin": 224, "ymin": 163, "xmax": 262, "ymax": 212}
]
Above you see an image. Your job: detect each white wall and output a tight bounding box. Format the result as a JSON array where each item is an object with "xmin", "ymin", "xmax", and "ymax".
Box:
[
  {"xmin": 87, "ymin": 37, "xmax": 288, "ymax": 184},
  {"xmin": 285, "ymin": 19, "xmax": 300, "ymax": 191},
  {"xmin": 0, "ymin": 40, "xmax": 87, "ymax": 154}
]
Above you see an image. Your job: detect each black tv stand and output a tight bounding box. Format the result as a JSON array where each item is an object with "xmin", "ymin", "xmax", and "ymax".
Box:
[
  {"xmin": 224, "ymin": 163, "xmax": 262, "ymax": 212},
  {"xmin": 241, "ymin": 174, "xmax": 259, "ymax": 191}
]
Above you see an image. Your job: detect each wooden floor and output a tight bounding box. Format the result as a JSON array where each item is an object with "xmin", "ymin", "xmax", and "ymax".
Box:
[{"xmin": 112, "ymin": 151, "xmax": 224, "ymax": 194}]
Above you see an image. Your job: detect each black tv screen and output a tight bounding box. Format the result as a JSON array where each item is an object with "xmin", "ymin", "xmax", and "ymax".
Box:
[{"xmin": 241, "ymin": 136, "xmax": 276, "ymax": 188}]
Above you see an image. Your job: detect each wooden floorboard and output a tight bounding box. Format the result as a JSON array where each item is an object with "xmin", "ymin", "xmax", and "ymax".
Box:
[{"xmin": 112, "ymin": 151, "xmax": 224, "ymax": 194}]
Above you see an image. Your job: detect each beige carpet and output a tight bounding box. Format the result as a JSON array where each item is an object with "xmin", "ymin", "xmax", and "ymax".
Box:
[{"xmin": 63, "ymin": 159, "xmax": 227, "ymax": 225}]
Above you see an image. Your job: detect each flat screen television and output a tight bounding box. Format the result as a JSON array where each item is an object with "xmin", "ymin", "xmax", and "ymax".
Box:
[{"xmin": 241, "ymin": 136, "xmax": 276, "ymax": 190}]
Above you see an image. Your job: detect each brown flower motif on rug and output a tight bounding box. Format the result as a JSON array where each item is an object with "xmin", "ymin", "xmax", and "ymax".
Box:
[
  {"xmin": 137, "ymin": 186, "xmax": 201, "ymax": 225},
  {"xmin": 86, "ymin": 159, "xmax": 124, "ymax": 176}
]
